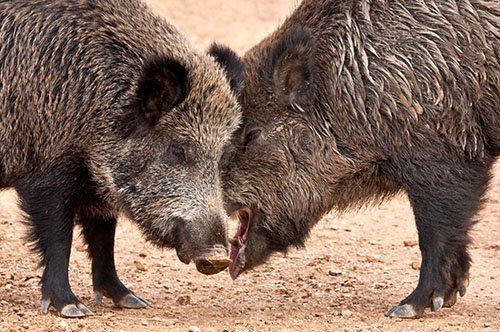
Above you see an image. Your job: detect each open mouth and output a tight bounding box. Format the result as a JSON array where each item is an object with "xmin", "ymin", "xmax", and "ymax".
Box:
[{"xmin": 228, "ymin": 207, "xmax": 252, "ymax": 279}]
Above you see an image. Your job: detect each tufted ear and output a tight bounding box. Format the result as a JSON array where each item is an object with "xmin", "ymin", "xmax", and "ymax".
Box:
[
  {"xmin": 268, "ymin": 28, "xmax": 316, "ymax": 108},
  {"xmin": 208, "ymin": 43, "xmax": 245, "ymax": 97},
  {"xmin": 137, "ymin": 56, "xmax": 189, "ymax": 126}
]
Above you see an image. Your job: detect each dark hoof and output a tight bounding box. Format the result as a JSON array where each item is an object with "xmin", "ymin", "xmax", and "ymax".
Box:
[
  {"xmin": 458, "ymin": 284, "xmax": 467, "ymax": 297},
  {"xmin": 41, "ymin": 299, "xmax": 51, "ymax": 314},
  {"xmin": 95, "ymin": 291, "xmax": 104, "ymax": 305},
  {"xmin": 386, "ymin": 304, "xmax": 419, "ymax": 318},
  {"xmin": 60, "ymin": 304, "xmax": 93, "ymax": 318},
  {"xmin": 432, "ymin": 296, "xmax": 444, "ymax": 312},
  {"xmin": 115, "ymin": 293, "xmax": 149, "ymax": 309},
  {"xmin": 41, "ymin": 299, "xmax": 93, "ymax": 317}
]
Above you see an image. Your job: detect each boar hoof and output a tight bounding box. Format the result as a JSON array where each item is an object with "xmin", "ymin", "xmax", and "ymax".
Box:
[
  {"xmin": 42, "ymin": 299, "xmax": 93, "ymax": 317},
  {"xmin": 60, "ymin": 303, "xmax": 93, "ymax": 318},
  {"xmin": 95, "ymin": 291, "xmax": 104, "ymax": 305},
  {"xmin": 431, "ymin": 296, "xmax": 444, "ymax": 312},
  {"xmin": 385, "ymin": 304, "xmax": 419, "ymax": 318},
  {"xmin": 115, "ymin": 293, "xmax": 149, "ymax": 309},
  {"xmin": 41, "ymin": 298, "xmax": 51, "ymax": 314}
]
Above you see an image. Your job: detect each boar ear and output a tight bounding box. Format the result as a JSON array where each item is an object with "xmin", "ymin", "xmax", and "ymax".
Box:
[
  {"xmin": 269, "ymin": 28, "xmax": 316, "ymax": 107},
  {"xmin": 208, "ymin": 43, "xmax": 245, "ymax": 97},
  {"xmin": 137, "ymin": 57, "xmax": 190, "ymax": 126}
]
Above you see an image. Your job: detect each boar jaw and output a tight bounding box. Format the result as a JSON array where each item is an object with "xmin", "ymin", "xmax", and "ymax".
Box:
[{"xmin": 229, "ymin": 207, "xmax": 252, "ymax": 279}]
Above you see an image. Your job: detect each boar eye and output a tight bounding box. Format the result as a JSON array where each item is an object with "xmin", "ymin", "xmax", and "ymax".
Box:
[
  {"xmin": 244, "ymin": 129, "xmax": 262, "ymax": 147},
  {"xmin": 167, "ymin": 142, "xmax": 186, "ymax": 163}
]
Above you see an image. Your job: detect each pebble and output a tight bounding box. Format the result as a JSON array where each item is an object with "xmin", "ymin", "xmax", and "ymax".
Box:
[
  {"xmin": 176, "ymin": 295, "xmax": 191, "ymax": 305},
  {"xmin": 403, "ymin": 240, "xmax": 418, "ymax": 247},
  {"xmin": 484, "ymin": 322, "xmax": 491, "ymax": 327},
  {"xmin": 188, "ymin": 326, "xmax": 201, "ymax": 332},
  {"xmin": 134, "ymin": 260, "xmax": 146, "ymax": 272},
  {"xmin": 366, "ymin": 255, "xmax": 383, "ymax": 263},
  {"xmin": 328, "ymin": 270, "xmax": 343, "ymax": 276},
  {"xmin": 58, "ymin": 320, "xmax": 72, "ymax": 332},
  {"xmin": 21, "ymin": 323, "xmax": 29, "ymax": 330},
  {"xmin": 411, "ymin": 261, "xmax": 420, "ymax": 270},
  {"xmin": 341, "ymin": 309, "xmax": 352, "ymax": 318}
]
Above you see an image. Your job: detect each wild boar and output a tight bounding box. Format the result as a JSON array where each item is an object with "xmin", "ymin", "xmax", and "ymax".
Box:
[
  {"xmin": 0, "ymin": 0, "xmax": 243, "ymax": 317},
  {"xmin": 221, "ymin": 0, "xmax": 499, "ymax": 318}
]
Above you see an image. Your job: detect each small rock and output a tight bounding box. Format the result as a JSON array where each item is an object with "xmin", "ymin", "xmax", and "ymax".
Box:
[
  {"xmin": 484, "ymin": 322, "xmax": 491, "ymax": 328},
  {"xmin": 341, "ymin": 309, "xmax": 352, "ymax": 318},
  {"xmin": 21, "ymin": 323, "xmax": 29, "ymax": 330},
  {"xmin": 176, "ymin": 295, "xmax": 191, "ymax": 305},
  {"xmin": 403, "ymin": 240, "xmax": 418, "ymax": 247},
  {"xmin": 411, "ymin": 261, "xmax": 420, "ymax": 270},
  {"xmin": 74, "ymin": 243, "xmax": 86, "ymax": 252},
  {"xmin": 328, "ymin": 270, "xmax": 343, "ymax": 276},
  {"xmin": 188, "ymin": 326, "xmax": 201, "ymax": 332},
  {"xmin": 134, "ymin": 260, "xmax": 146, "ymax": 272},
  {"xmin": 141, "ymin": 321, "xmax": 148, "ymax": 326},
  {"xmin": 58, "ymin": 320, "xmax": 71, "ymax": 331},
  {"xmin": 365, "ymin": 255, "xmax": 383, "ymax": 263}
]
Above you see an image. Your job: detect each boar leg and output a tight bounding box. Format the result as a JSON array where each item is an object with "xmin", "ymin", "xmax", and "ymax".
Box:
[
  {"xmin": 387, "ymin": 158, "xmax": 492, "ymax": 318},
  {"xmin": 16, "ymin": 173, "xmax": 92, "ymax": 317},
  {"xmin": 80, "ymin": 215, "xmax": 148, "ymax": 309}
]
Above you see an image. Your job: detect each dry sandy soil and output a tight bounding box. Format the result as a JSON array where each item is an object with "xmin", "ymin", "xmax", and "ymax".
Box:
[{"xmin": 0, "ymin": 1, "xmax": 498, "ymax": 331}]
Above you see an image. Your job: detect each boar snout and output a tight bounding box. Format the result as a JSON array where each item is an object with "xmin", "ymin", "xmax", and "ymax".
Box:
[
  {"xmin": 194, "ymin": 251, "xmax": 232, "ymax": 275},
  {"xmin": 174, "ymin": 212, "xmax": 231, "ymax": 274}
]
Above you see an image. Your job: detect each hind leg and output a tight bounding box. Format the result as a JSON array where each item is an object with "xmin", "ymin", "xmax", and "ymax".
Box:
[
  {"xmin": 15, "ymin": 170, "xmax": 92, "ymax": 317},
  {"xmin": 387, "ymin": 157, "xmax": 492, "ymax": 318},
  {"xmin": 79, "ymin": 212, "xmax": 148, "ymax": 309}
]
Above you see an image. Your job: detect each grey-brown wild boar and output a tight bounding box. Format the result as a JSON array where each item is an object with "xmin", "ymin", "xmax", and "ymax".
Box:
[
  {"xmin": 0, "ymin": 0, "xmax": 243, "ymax": 317},
  {"xmin": 221, "ymin": 0, "xmax": 499, "ymax": 319}
]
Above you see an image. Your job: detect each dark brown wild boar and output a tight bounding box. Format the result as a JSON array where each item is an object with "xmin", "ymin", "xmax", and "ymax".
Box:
[
  {"xmin": 0, "ymin": 0, "xmax": 243, "ymax": 317},
  {"xmin": 221, "ymin": 0, "xmax": 499, "ymax": 318}
]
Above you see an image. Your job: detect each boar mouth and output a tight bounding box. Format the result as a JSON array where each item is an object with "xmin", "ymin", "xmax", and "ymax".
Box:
[{"xmin": 229, "ymin": 207, "xmax": 252, "ymax": 279}]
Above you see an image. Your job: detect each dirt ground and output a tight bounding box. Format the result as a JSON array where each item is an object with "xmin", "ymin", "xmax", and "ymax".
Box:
[{"xmin": 1, "ymin": 1, "xmax": 499, "ymax": 331}]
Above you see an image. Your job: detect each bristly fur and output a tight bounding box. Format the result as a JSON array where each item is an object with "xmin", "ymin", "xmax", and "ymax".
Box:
[
  {"xmin": 208, "ymin": 43, "xmax": 245, "ymax": 97},
  {"xmin": 0, "ymin": 0, "xmax": 242, "ymax": 316},
  {"xmin": 223, "ymin": 0, "xmax": 499, "ymax": 318}
]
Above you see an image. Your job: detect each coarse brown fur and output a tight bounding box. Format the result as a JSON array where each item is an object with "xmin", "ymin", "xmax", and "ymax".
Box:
[
  {"xmin": 222, "ymin": 0, "xmax": 499, "ymax": 318},
  {"xmin": 0, "ymin": 0, "xmax": 243, "ymax": 317}
]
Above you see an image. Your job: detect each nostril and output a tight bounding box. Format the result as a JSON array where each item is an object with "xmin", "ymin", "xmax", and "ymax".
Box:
[
  {"xmin": 196, "ymin": 259, "xmax": 215, "ymax": 274},
  {"xmin": 195, "ymin": 256, "xmax": 232, "ymax": 275}
]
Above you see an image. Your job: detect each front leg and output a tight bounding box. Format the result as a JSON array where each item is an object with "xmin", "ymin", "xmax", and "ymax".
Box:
[
  {"xmin": 16, "ymin": 173, "xmax": 92, "ymax": 317},
  {"xmin": 387, "ymin": 158, "xmax": 492, "ymax": 318},
  {"xmin": 79, "ymin": 213, "xmax": 148, "ymax": 309}
]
